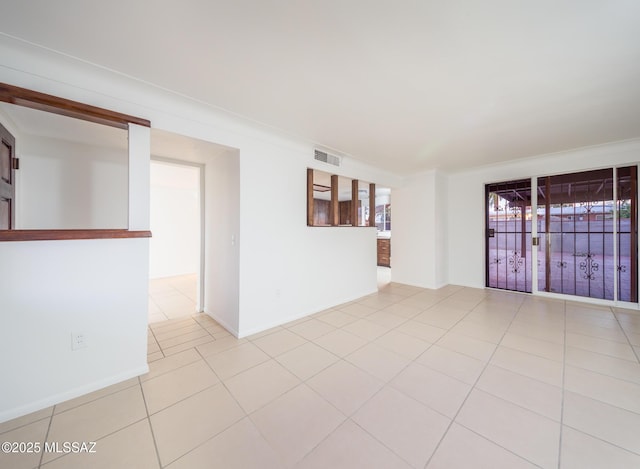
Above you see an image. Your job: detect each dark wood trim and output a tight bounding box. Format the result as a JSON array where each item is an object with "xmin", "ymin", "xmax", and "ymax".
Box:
[
  {"xmin": 0, "ymin": 121, "xmax": 16, "ymax": 229},
  {"xmin": 307, "ymin": 168, "xmax": 314, "ymax": 226},
  {"xmin": 0, "ymin": 82, "xmax": 150, "ymax": 130},
  {"xmin": 369, "ymin": 183, "xmax": 376, "ymax": 227},
  {"xmin": 485, "ymin": 183, "xmax": 490, "ymax": 288},
  {"xmin": 520, "ymin": 207, "xmax": 527, "ymax": 260},
  {"xmin": 330, "ymin": 175, "xmax": 339, "ymax": 226},
  {"xmin": 630, "ymin": 166, "xmax": 638, "ymax": 302},
  {"xmin": 351, "ymin": 179, "xmax": 359, "ymax": 226},
  {"xmin": 545, "ymin": 176, "xmax": 551, "ymax": 292},
  {"xmin": 306, "ymin": 225, "xmax": 374, "ymax": 228},
  {"xmin": 0, "ymin": 229, "xmax": 152, "ymax": 242}
]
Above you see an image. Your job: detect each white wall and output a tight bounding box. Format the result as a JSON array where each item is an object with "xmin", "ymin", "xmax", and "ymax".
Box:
[
  {"xmin": 237, "ymin": 141, "xmax": 382, "ymax": 336},
  {"xmin": 434, "ymin": 171, "xmax": 449, "ymax": 287},
  {"xmin": 7, "ymin": 26, "xmax": 638, "ymax": 423},
  {"xmin": 0, "ymin": 33, "xmax": 404, "ymax": 422},
  {"xmin": 0, "ymin": 238, "xmax": 149, "ymax": 422},
  {"xmin": 0, "ymin": 53, "xmax": 151, "ymax": 420},
  {"xmin": 447, "ymin": 139, "xmax": 640, "ymax": 289},
  {"xmin": 204, "ymin": 150, "xmax": 240, "ymax": 334},
  {"xmin": 391, "ymin": 170, "xmax": 448, "ymax": 289},
  {"xmin": 16, "ymin": 135, "xmax": 128, "ymax": 229},
  {"xmin": 149, "ymin": 161, "xmax": 200, "ymax": 278}
]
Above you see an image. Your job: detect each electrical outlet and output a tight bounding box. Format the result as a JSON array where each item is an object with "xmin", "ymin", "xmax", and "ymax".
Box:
[{"xmin": 71, "ymin": 332, "xmax": 87, "ymax": 350}]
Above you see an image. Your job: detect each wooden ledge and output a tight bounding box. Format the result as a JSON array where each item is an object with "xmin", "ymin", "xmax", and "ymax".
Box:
[
  {"xmin": 0, "ymin": 229, "xmax": 152, "ymax": 242},
  {"xmin": 0, "ymin": 83, "xmax": 151, "ymax": 129}
]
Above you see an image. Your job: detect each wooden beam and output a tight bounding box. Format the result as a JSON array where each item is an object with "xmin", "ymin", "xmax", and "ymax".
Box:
[
  {"xmin": 0, "ymin": 82, "xmax": 151, "ymax": 129},
  {"xmin": 351, "ymin": 179, "xmax": 359, "ymax": 226},
  {"xmin": 369, "ymin": 183, "xmax": 376, "ymax": 227},
  {"xmin": 307, "ymin": 168, "xmax": 314, "ymax": 226},
  {"xmin": 0, "ymin": 229, "xmax": 152, "ymax": 242},
  {"xmin": 330, "ymin": 175, "xmax": 339, "ymax": 226}
]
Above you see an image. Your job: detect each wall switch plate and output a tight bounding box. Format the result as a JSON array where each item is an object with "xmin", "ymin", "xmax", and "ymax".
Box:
[{"xmin": 71, "ymin": 332, "xmax": 87, "ymax": 350}]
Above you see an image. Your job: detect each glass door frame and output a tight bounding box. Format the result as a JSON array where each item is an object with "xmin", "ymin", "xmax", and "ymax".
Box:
[
  {"xmin": 531, "ymin": 177, "xmax": 539, "ymax": 295},
  {"xmin": 486, "ymin": 166, "xmax": 638, "ymax": 307},
  {"xmin": 529, "ymin": 167, "xmax": 637, "ymax": 307},
  {"xmin": 485, "ymin": 179, "xmax": 533, "ymax": 294}
]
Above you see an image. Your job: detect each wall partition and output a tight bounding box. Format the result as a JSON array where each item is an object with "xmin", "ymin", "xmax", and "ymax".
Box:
[{"xmin": 486, "ymin": 166, "xmax": 637, "ymax": 303}]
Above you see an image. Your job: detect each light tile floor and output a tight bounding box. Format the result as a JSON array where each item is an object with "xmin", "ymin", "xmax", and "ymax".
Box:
[
  {"xmin": 3, "ymin": 283, "xmax": 640, "ymax": 468},
  {"xmin": 148, "ymin": 274, "xmax": 199, "ymax": 323}
]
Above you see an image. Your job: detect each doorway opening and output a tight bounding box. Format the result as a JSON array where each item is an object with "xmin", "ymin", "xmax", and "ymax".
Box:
[
  {"xmin": 148, "ymin": 159, "xmax": 203, "ymax": 323},
  {"xmin": 376, "ymin": 187, "xmax": 392, "ymax": 289}
]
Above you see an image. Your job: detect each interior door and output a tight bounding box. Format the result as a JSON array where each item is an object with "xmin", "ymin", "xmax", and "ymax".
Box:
[
  {"xmin": 0, "ymin": 122, "xmax": 16, "ymax": 230},
  {"xmin": 486, "ymin": 179, "xmax": 532, "ymax": 293}
]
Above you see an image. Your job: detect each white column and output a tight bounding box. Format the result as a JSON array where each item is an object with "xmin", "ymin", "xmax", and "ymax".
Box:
[{"xmin": 128, "ymin": 124, "xmax": 151, "ymax": 231}]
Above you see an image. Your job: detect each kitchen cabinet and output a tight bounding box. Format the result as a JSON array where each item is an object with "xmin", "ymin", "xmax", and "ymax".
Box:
[{"xmin": 377, "ymin": 238, "xmax": 390, "ymax": 267}]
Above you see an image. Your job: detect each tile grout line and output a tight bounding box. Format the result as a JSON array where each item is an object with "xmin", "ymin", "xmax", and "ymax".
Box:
[
  {"xmin": 18, "ymin": 285, "xmax": 639, "ymax": 468},
  {"xmin": 151, "ymin": 321, "xmax": 209, "ymax": 341},
  {"xmin": 556, "ymin": 300, "xmax": 568, "ymax": 469},
  {"xmin": 147, "ymin": 326, "xmax": 165, "ymax": 362},
  {"xmin": 193, "ymin": 346, "xmax": 291, "ymax": 468},
  {"xmin": 154, "ymin": 317, "xmax": 220, "ymax": 356},
  {"xmin": 239, "ymin": 288, "xmax": 463, "ymax": 467},
  {"xmin": 153, "ymin": 317, "xmax": 212, "ymax": 342},
  {"xmin": 288, "ymin": 292, "xmax": 471, "ymax": 466},
  {"xmin": 611, "ymin": 308, "xmax": 640, "ymax": 364},
  {"xmin": 138, "ymin": 376, "xmax": 164, "ymax": 469},
  {"xmin": 36, "ymin": 406, "xmax": 54, "ymax": 469},
  {"xmin": 494, "ymin": 341, "xmax": 563, "ymax": 363},
  {"xmin": 411, "ymin": 313, "xmax": 640, "ymax": 421},
  {"xmin": 561, "ymin": 422, "xmax": 640, "ymax": 458},
  {"xmin": 38, "ymin": 409, "xmax": 149, "ymax": 467},
  {"xmin": 268, "ymin": 382, "xmax": 351, "ymax": 467},
  {"xmin": 49, "ymin": 380, "xmax": 141, "ymax": 419},
  {"xmin": 423, "ymin": 293, "xmax": 533, "ymax": 469},
  {"xmin": 306, "ymin": 289, "xmax": 496, "ymax": 469},
  {"xmin": 143, "ymin": 370, "xmax": 221, "ymax": 417}
]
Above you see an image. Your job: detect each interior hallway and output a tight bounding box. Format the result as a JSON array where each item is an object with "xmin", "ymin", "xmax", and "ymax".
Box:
[{"xmin": 148, "ymin": 274, "xmax": 199, "ymax": 323}]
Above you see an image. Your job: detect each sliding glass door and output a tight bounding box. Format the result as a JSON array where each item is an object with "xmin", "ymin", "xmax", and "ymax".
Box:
[
  {"xmin": 486, "ymin": 166, "xmax": 637, "ymax": 302},
  {"xmin": 537, "ymin": 169, "xmax": 615, "ymax": 299},
  {"xmin": 537, "ymin": 167, "xmax": 637, "ymax": 302},
  {"xmin": 485, "ymin": 179, "xmax": 532, "ymax": 293}
]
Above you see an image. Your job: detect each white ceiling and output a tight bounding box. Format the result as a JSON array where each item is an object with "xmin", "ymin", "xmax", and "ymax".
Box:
[{"xmin": 1, "ymin": 1, "xmax": 639, "ymax": 175}]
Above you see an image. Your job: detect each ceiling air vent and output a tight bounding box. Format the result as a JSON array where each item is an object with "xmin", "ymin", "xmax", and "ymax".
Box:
[{"xmin": 314, "ymin": 149, "xmax": 341, "ymax": 166}]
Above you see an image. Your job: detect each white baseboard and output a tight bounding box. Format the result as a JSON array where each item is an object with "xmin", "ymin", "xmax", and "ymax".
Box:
[
  {"xmin": 203, "ymin": 309, "xmax": 240, "ymax": 338},
  {"xmin": 0, "ymin": 364, "xmax": 149, "ymax": 424}
]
